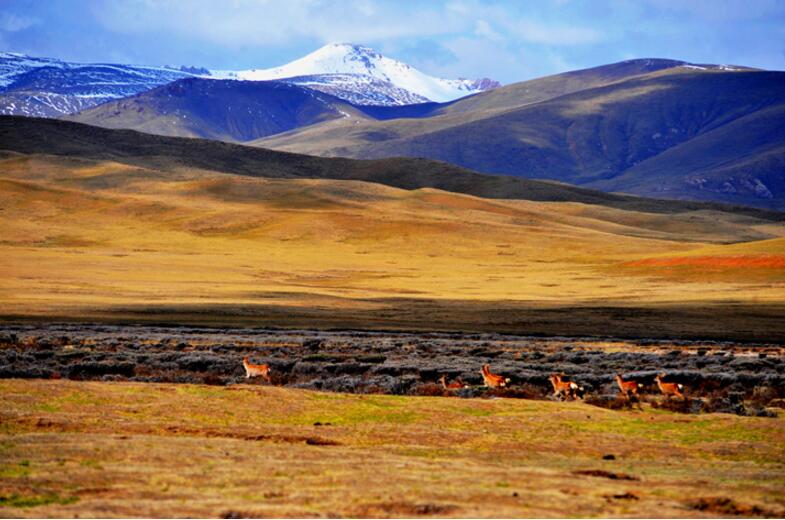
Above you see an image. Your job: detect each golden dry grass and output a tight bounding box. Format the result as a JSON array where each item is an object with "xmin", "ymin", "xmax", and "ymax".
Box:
[
  {"xmin": 0, "ymin": 379, "xmax": 784, "ymax": 518},
  {"xmin": 1, "ymin": 154, "xmax": 784, "ymax": 333}
]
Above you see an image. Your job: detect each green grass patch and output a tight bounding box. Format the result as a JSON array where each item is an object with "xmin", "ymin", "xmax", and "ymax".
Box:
[
  {"xmin": 0, "ymin": 462, "xmax": 30, "ymax": 478},
  {"xmin": 284, "ymin": 395, "xmax": 421, "ymax": 426},
  {"xmin": 455, "ymin": 405, "xmax": 495, "ymax": 417},
  {"xmin": 175, "ymin": 385, "xmax": 226, "ymax": 399},
  {"xmin": 0, "ymin": 493, "xmax": 78, "ymax": 508},
  {"xmin": 79, "ymin": 458, "xmax": 103, "ymax": 470},
  {"xmin": 570, "ymin": 415, "xmax": 771, "ymax": 446},
  {"xmin": 37, "ymin": 389, "xmax": 108, "ymax": 413}
]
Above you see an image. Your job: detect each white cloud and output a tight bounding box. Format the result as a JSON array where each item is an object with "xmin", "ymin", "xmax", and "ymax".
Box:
[
  {"xmin": 418, "ymin": 37, "xmax": 524, "ymax": 82},
  {"xmin": 0, "ymin": 12, "xmax": 40, "ymax": 32},
  {"xmin": 81, "ymin": 0, "xmax": 609, "ymax": 82},
  {"xmin": 474, "ymin": 20, "xmax": 503, "ymax": 42},
  {"xmin": 510, "ymin": 20, "xmax": 603, "ymax": 46},
  {"xmin": 89, "ymin": 0, "xmax": 462, "ymax": 47}
]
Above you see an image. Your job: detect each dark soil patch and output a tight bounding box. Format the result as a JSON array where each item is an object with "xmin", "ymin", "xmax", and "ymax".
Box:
[
  {"xmin": 572, "ymin": 469, "xmax": 639, "ymax": 481},
  {"xmin": 354, "ymin": 502, "xmax": 460, "ymax": 517},
  {"xmin": 604, "ymin": 492, "xmax": 639, "ymax": 501},
  {"xmin": 687, "ymin": 497, "xmax": 781, "ymax": 517}
]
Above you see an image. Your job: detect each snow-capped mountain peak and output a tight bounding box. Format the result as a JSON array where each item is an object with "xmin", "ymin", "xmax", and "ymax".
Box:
[
  {"xmin": 0, "ymin": 44, "xmax": 499, "ymax": 118},
  {"xmin": 216, "ymin": 43, "xmax": 499, "ymax": 103}
]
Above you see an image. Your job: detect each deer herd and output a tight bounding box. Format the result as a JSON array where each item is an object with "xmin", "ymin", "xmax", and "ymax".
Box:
[{"xmin": 244, "ymin": 356, "xmax": 686, "ymax": 402}]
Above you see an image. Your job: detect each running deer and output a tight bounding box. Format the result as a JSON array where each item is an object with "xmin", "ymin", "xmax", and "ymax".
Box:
[
  {"xmin": 438, "ymin": 375, "xmax": 466, "ymax": 390},
  {"xmin": 242, "ymin": 357, "xmax": 270, "ymax": 381},
  {"xmin": 655, "ymin": 373, "xmax": 685, "ymax": 400},
  {"xmin": 615, "ymin": 374, "xmax": 640, "ymax": 398},
  {"xmin": 549, "ymin": 373, "xmax": 581, "ymax": 400},
  {"xmin": 480, "ymin": 364, "xmax": 510, "ymax": 388}
]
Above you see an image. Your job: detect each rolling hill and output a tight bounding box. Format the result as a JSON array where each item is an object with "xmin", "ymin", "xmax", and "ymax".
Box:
[
  {"xmin": 2, "ymin": 115, "xmax": 785, "ymax": 339},
  {"xmin": 3, "ymin": 116, "xmax": 782, "ymax": 220},
  {"xmin": 259, "ymin": 63, "xmax": 785, "ymax": 211}
]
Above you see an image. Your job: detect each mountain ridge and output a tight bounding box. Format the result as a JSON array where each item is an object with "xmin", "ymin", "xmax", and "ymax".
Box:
[
  {"xmin": 258, "ymin": 65, "xmax": 785, "ymax": 211},
  {"xmin": 0, "ymin": 44, "xmax": 499, "ymax": 117}
]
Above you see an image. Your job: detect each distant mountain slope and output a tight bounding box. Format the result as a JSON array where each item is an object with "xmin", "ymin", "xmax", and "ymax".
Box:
[
  {"xmin": 256, "ymin": 58, "xmax": 713, "ymax": 155},
  {"xmin": 588, "ymin": 103, "xmax": 785, "ymax": 205},
  {"xmin": 65, "ymin": 76, "xmax": 454, "ymax": 142},
  {"xmin": 65, "ymin": 78, "xmax": 369, "ymax": 142},
  {"xmin": 70, "ymin": 58, "xmax": 709, "ymax": 150},
  {"xmin": 214, "ymin": 43, "xmax": 499, "ymax": 102},
  {"xmin": 436, "ymin": 58, "xmax": 754, "ymax": 117},
  {"xmin": 0, "ymin": 52, "xmax": 192, "ymax": 117},
  {"xmin": 259, "ymin": 66, "xmax": 785, "ymax": 211},
  {"xmin": 2, "ymin": 116, "xmax": 783, "ymax": 222}
]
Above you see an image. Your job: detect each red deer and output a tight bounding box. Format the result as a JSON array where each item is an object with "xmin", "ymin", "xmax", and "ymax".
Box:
[
  {"xmin": 243, "ymin": 357, "xmax": 270, "ymax": 381},
  {"xmin": 438, "ymin": 375, "xmax": 466, "ymax": 390},
  {"xmin": 549, "ymin": 373, "xmax": 581, "ymax": 400},
  {"xmin": 480, "ymin": 364, "xmax": 510, "ymax": 388},
  {"xmin": 655, "ymin": 373, "xmax": 685, "ymax": 400},
  {"xmin": 615, "ymin": 374, "xmax": 640, "ymax": 398}
]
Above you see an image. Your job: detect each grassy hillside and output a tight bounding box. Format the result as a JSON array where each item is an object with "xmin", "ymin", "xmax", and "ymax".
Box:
[
  {"xmin": 1, "ymin": 379, "xmax": 784, "ymax": 517},
  {"xmin": 260, "ymin": 68, "xmax": 785, "ymax": 211},
  {"xmin": 435, "ymin": 58, "xmax": 700, "ymax": 116},
  {"xmin": 2, "ymin": 129, "xmax": 785, "ymax": 338}
]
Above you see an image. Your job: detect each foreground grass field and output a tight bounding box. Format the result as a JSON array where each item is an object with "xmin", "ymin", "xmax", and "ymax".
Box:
[
  {"xmin": 1, "ymin": 380, "xmax": 784, "ymax": 518},
  {"xmin": 2, "ymin": 154, "xmax": 785, "ymax": 339}
]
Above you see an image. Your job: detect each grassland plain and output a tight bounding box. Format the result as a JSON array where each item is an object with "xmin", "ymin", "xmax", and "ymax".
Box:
[
  {"xmin": 2, "ymin": 151, "xmax": 785, "ymax": 340},
  {"xmin": 0, "ymin": 379, "xmax": 784, "ymax": 518}
]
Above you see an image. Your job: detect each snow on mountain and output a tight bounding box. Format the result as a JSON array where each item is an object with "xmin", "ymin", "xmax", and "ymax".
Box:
[
  {"xmin": 0, "ymin": 45, "xmax": 499, "ymax": 118},
  {"xmin": 280, "ymin": 73, "xmax": 430, "ymax": 106},
  {"xmin": 213, "ymin": 43, "xmax": 499, "ymax": 103},
  {"xmin": 0, "ymin": 52, "xmax": 64, "ymax": 88},
  {"xmin": 0, "ymin": 52, "xmax": 191, "ymax": 117}
]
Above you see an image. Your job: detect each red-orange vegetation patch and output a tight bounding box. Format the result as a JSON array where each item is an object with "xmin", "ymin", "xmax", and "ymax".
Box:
[{"xmin": 624, "ymin": 255, "xmax": 785, "ymax": 269}]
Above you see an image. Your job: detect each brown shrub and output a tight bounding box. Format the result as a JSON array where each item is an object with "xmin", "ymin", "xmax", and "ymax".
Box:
[
  {"xmin": 650, "ymin": 397, "xmax": 692, "ymax": 414},
  {"xmin": 585, "ymin": 395, "xmax": 636, "ymax": 411},
  {"xmin": 687, "ymin": 497, "xmax": 780, "ymax": 517},
  {"xmin": 414, "ymin": 383, "xmax": 448, "ymax": 397}
]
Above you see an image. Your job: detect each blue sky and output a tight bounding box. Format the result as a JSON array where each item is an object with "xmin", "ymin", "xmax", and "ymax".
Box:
[{"xmin": 2, "ymin": 0, "xmax": 784, "ymax": 83}]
